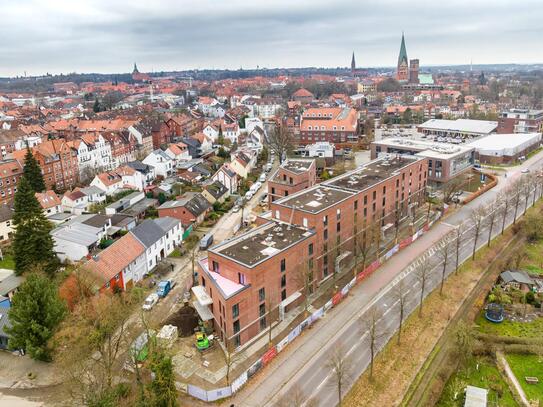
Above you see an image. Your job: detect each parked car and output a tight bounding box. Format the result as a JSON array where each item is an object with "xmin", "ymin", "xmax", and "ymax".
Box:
[
  {"xmin": 521, "ymin": 168, "xmax": 530, "ymax": 173},
  {"xmin": 255, "ymin": 181, "xmax": 262, "ymax": 190},
  {"xmin": 232, "ymin": 205, "xmax": 240, "ymax": 213},
  {"xmin": 142, "ymin": 293, "xmax": 159, "ymax": 311},
  {"xmin": 245, "ymin": 191, "xmax": 254, "ymax": 200},
  {"xmin": 259, "ymin": 173, "xmax": 266, "ymax": 182},
  {"xmin": 199, "ymin": 234, "xmax": 214, "ymax": 250},
  {"xmin": 156, "ymin": 279, "xmax": 176, "ymax": 298}
]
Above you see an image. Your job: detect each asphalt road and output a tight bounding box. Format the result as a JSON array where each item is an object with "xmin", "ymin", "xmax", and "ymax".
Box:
[{"xmin": 230, "ymin": 151, "xmax": 543, "ymax": 407}]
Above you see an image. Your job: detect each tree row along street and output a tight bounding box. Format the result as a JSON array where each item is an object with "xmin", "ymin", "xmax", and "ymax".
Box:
[{"xmin": 229, "ymin": 151, "xmax": 543, "ymax": 407}]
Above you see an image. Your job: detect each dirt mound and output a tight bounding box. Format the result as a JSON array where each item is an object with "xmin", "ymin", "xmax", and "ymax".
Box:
[{"xmin": 164, "ymin": 305, "xmax": 199, "ymax": 337}]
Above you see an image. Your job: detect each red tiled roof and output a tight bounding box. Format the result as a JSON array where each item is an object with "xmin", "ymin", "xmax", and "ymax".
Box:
[
  {"xmin": 35, "ymin": 190, "xmax": 61, "ymax": 209},
  {"xmin": 88, "ymin": 233, "xmax": 145, "ymax": 283}
]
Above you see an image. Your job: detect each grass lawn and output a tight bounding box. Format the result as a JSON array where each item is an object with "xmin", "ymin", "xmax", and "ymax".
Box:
[
  {"xmin": 505, "ymin": 353, "xmax": 543, "ymax": 402},
  {"xmin": 169, "ymin": 248, "xmax": 183, "ymax": 258},
  {"xmin": 436, "ymin": 357, "xmax": 518, "ymax": 407},
  {"xmin": 522, "ymin": 240, "xmax": 543, "ymax": 275},
  {"xmin": 475, "ymin": 312, "xmax": 543, "ymax": 338},
  {"xmin": 0, "ymin": 254, "xmax": 15, "ymax": 269}
]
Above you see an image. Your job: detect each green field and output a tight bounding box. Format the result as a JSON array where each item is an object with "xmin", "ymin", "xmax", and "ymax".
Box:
[
  {"xmin": 475, "ymin": 313, "xmax": 543, "ymax": 338},
  {"xmin": 437, "ymin": 357, "xmax": 518, "ymax": 407},
  {"xmin": 505, "ymin": 354, "xmax": 543, "ymax": 402}
]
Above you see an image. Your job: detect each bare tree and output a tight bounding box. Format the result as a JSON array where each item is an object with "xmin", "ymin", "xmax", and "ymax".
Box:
[
  {"xmin": 274, "ymin": 386, "xmax": 318, "ymax": 407},
  {"xmin": 360, "ymin": 306, "xmax": 387, "ymax": 379},
  {"xmin": 497, "ymin": 191, "xmax": 510, "ymax": 235},
  {"xmin": 436, "ymin": 232, "xmax": 454, "ymax": 295},
  {"xmin": 442, "ymin": 177, "xmax": 464, "ymax": 204},
  {"xmin": 511, "ymin": 180, "xmax": 524, "ymax": 224},
  {"xmin": 394, "ymin": 279, "xmax": 408, "ymax": 345},
  {"xmin": 222, "ymin": 338, "xmax": 245, "ymax": 386},
  {"xmin": 353, "ymin": 231, "xmax": 372, "ymax": 281},
  {"xmin": 292, "ymin": 259, "xmax": 314, "ymax": 316},
  {"xmin": 392, "ymin": 205, "xmax": 403, "ymax": 243},
  {"xmin": 326, "ymin": 345, "xmax": 351, "ymax": 407},
  {"xmin": 268, "ymin": 122, "xmax": 294, "ymax": 163},
  {"xmin": 469, "ymin": 206, "xmax": 486, "ymax": 260},
  {"xmin": 416, "ymin": 256, "xmax": 433, "ymax": 317},
  {"xmin": 454, "ymin": 224, "xmax": 463, "ymax": 273},
  {"xmin": 485, "ymin": 201, "xmax": 499, "ymax": 247},
  {"xmin": 523, "ymin": 178, "xmax": 532, "ymax": 215}
]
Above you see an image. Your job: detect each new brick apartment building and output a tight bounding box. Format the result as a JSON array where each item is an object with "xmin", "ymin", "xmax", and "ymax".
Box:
[
  {"xmin": 268, "ymin": 158, "xmax": 317, "ymax": 204},
  {"xmin": 197, "ymin": 222, "xmax": 316, "ymax": 346},
  {"xmin": 498, "ymin": 108, "xmax": 543, "ymax": 134},
  {"xmin": 196, "ymin": 155, "xmax": 428, "ymax": 348},
  {"xmin": 298, "ymin": 107, "xmax": 359, "ymax": 145}
]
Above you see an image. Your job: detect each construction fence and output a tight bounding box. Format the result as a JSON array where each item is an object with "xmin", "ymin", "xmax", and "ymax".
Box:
[{"xmin": 182, "ymin": 209, "xmax": 445, "ymax": 403}]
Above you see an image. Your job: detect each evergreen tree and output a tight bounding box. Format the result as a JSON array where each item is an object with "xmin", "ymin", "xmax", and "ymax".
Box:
[
  {"xmin": 22, "ymin": 148, "xmax": 45, "ymax": 193},
  {"xmin": 217, "ymin": 125, "xmax": 225, "ymax": 145},
  {"xmin": 93, "ymin": 98, "xmax": 101, "ymax": 113},
  {"xmin": 12, "ymin": 177, "xmax": 58, "ymax": 276},
  {"xmin": 6, "ymin": 271, "xmax": 66, "ymax": 361},
  {"xmin": 147, "ymin": 349, "xmax": 179, "ymax": 407}
]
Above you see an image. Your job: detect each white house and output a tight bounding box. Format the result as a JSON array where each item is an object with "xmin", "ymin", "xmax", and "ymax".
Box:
[
  {"xmin": 62, "ymin": 190, "xmax": 89, "ymax": 214},
  {"xmin": 196, "ymin": 97, "xmax": 219, "ymax": 117},
  {"xmin": 35, "ymin": 190, "xmax": 62, "ymax": 217},
  {"xmin": 130, "ymin": 217, "xmax": 183, "ymax": 272},
  {"xmin": 212, "ymin": 164, "xmax": 239, "ymax": 193},
  {"xmin": 142, "ymin": 149, "xmax": 174, "ymax": 178},
  {"xmin": 165, "ymin": 142, "xmax": 191, "ymax": 166},
  {"xmin": 91, "ymin": 171, "xmax": 124, "ymax": 196},
  {"xmin": 202, "ymin": 123, "xmax": 220, "ymax": 142},
  {"xmin": 245, "ymin": 117, "xmax": 264, "ymax": 134},
  {"xmin": 229, "ymin": 150, "xmax": 256, "ymax": 179},
  {"xmin": 115, "ymin": 165, "xmax": 147, "ymax": 191},
  {"xmin": 72, "ymin": 134, "xmax": 113, "ymax": 180}
]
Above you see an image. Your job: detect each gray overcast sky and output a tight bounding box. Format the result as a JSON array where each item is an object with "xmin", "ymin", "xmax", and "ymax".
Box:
[{"xmin": 1, "ymin": 0, "xmax": 542, "ymax": 77}]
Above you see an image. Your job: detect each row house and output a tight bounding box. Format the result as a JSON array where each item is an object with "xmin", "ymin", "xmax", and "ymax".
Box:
[
  {"xmin": 70, "ymin": 134, "xmax": 113, "ymax": 181},
  {"xmin": 0, "ymin": 159, "xmax": 23, "ymax": 204},
  {"xmin": 103, "ymin": 132, "xmax": 138, "ymax": 169},
  {"xmin": 158, "ymin": 192, "xmax": 211, "ymax": 226},
  {"xmin": 88, "ymin": 217, "xmax": 183, "ymax": 292},
  {"xmin": 166, "ymin": 114, "xmax": 199, "ymax": 139},
  {"xmin": 11, "ymin": 140, "xmax": 79, "ymax": 191}
]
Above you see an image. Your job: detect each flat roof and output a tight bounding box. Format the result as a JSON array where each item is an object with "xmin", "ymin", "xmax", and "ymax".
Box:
[
  {"xmin": 419, "ymin": 119, "xmax": 497, "ymax": 134},
  {"xmin": 275, "ymin": 185, "xmax": 354, "ymax": 214},
  {"xmin": 468, "ymin": 132, "xmax": 541, "ymax": 156},
  {"xmin": 324, "ymin": 155, "xmax": 422, "ymax": 193},
  {"xmin": 375, "ymin": 138, "xmax": 474, "ymax": 159},
  {"xmin": 280, "ymin": 159, "xmax": 314, "ymax": 174},
  {"xmin": 210, "ymin": 221, "xmax": 314, "ymax": 267}
]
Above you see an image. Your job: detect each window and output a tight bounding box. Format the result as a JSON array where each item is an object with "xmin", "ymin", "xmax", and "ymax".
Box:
[
  {"xmin": 259, "ymin": 287, "xmax": 265, "ymax": 302},
  {"xmin": 259, "ymin": 303, "xmax": 266, "ymax": 317},
  {"xmin": 233, "ymin": 320, "xmax": 240, "ymax": 334},
  {"xmin": 275, "ymin": 210, "xmax": 280, "ymax": 220},
  {"xmin": 354, "ymin": 200, "xmax": 358, "ymax": 210},
  {"xmin": 364, "ymin": 195, "xmax": 367, "ymax": 205},
  {"xmin": 212, "ymin": 261, "xmax": 219, "ymax": 273},
  {"xmin": 323, "ymin": 215, "xmax": 328, "ymax": 226},
  {"xmin": 202, "ymin": 277, "xmax": 206, "ymax": 287},
  {"xmin": 281, "ymin": 289, "xmax": 287, "ymax": 301},
  {"xmin": 280, "ymin": 259, "xmax": 286, "ymax": 272},
  {"xmin": 336, "ymin": 209, "xmax": 341, "ymax": 220},
  {"xmin": 308, "ymin": 257, "xmax": 314, "ymax": 270},
  {"xmin": 324, "ymin": 229, "xmax": 328, "ymax": 240},
  {"xmin": 105, "ymin": 281, "xmax": 110, "ymax": 288},
  {"xmin": 303, "ymin": 218, "xmax": 308, "ymax": 227},
  {"xmin": 336, "ymin": 222, "xmax": 341, "ymax": 232},
  {"xmin": 115, "ymin": 274, "xmax": 120, "ymax": 281},
  {"xmin": 308, "ymin": 243, "xmax": 313, "ymax": 255},
  {"xmin": 281, "ymin": 275, "xmax": 286, "ymax": 288},
  {"xmin": 238, "ymin": 273, "xmax": 246, "ymax": 284},
  {"xmin": 260, "ymin": 315, "xmax": 267, "ymax": 331},
  {"xmin": 232, "ymin": 303, "xmax": 239, "ymax": 318}
]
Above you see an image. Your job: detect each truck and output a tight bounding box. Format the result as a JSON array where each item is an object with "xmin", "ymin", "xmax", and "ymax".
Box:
[
  {"xmin": 156, "ymin": 279, "xmax": 176, "ymax": 298},
  {"xmin": 199, "ymin": 234, "xmax": 214, "ymax": 250}
]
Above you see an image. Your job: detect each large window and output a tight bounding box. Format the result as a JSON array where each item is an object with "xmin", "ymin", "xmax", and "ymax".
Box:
[
  {"xmin": 280, "ymin": 259, "xmax": 286, "ymax": 272},
  {"xmin": 232, "ymin": 303, "xmax": 239, "ymax": 318},
  {"xmin": 233, "ymin": 320, "xmax": 240, "ymax": 334},
  {"xmin": 259, "ymin": 287, "xmax": 265, "ymax": 302}
]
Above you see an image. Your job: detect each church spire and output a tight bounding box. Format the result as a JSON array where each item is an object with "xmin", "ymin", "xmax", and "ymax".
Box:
[
  {"xmin": 398, "ymin": 32, "xmax": 408, "ymax": 66},
  {"xmin": 133, "ymin": 62, "xmax": 139, "ymax": 74},
  {"xmin": 351, "ymin": 51, "xmax": 356, "ymax": 71}
]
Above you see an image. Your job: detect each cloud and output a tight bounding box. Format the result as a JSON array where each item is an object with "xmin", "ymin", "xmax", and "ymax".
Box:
[{"xmin": 0, "ymin": 0, "xmax": 541, "ymax": 76}]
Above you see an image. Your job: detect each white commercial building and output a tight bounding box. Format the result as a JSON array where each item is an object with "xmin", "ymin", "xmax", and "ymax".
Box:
[
  {"xmin": 418, "ymin": 119, "xmax": 498, "ymax": 139},
  {"xmin": 469, "ymin": 132, "xmax": 542, "ymax": 164}
]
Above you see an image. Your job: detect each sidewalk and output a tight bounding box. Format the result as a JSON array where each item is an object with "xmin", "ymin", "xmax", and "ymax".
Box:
[{"xmin": 496, "ymin": 351, "xmax": 530, "ymax": 407}]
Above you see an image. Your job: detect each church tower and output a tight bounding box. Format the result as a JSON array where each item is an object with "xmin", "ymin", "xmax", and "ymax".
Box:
[
  {"xmin": 351, "ymin": 52, "xmax": 356, "ymax": 73},
  {"xmin": 396, "ymin": 33, "xmax": 409, "ymax": 82}
]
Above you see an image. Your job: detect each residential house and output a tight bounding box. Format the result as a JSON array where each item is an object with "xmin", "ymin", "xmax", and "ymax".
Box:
[
  {"xmin": 165, "ymin": 142, "xmax": 191, "ymax": 166},
  {"xmin": 87, "ymin": 233, "xmax": 146, "ymax": 292},
  {"xmin": 0, "ymin": 205, "xmax": 14, "ymax": 242},
  {"xmin": 0, "ymin": 159, "xmax": 23, "ymax": 204},
  {"xmin": 126, "ymin": 160, "xmax": 156, "ymax": 187},
  {"xmin": 190, "ymin": 133, "xmax": 213, "ymax": 154},
  {"xmin": 131, "ymin": 217, "xmax": 183, "ymax": 272},
  {"xmin": 212, "ymin": 164, "xmax": 239, "ymax": 194},
  {"xmin": 203, "ymin": 123, "xmax": 220, "ymax": 142},
  {"xmin": 62, "ymin": 190, "xmax": 89, "ymax": 214},
  {"xmin": 142, "ymin": 149, "xmax": 174, "ymax": 178},
  {"xmin": 71, "ymin": 134, "xmax": 113, "ymax": 181},
  {"xmin": 202, "ymin": 181, "xmax": 229, "ymax": 205},
  {"xmin": 158, "ymin": 192, "xmax": 211, "ymax": 225},
  {"xmin": 0, "ymin": 269, "xmax": 22, "ymax": 302},
  {"xmin": 35, "ymin": 190, "xmax": 62, "ymax": 216},
  {"xmin": 229, "ymin": 151, "xmax": 256, "ymax": 179},
  {"xmin": 91, "ymin": 171, "xmax": 123, "ymax": 196}
]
